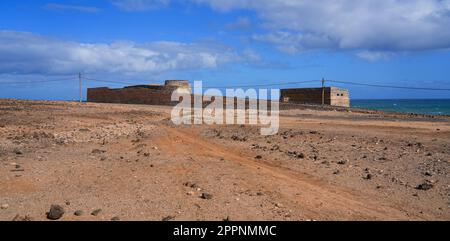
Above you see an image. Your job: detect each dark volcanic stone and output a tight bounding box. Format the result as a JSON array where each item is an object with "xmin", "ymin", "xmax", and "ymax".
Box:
[
  {"xmin": 13, "ymin": 149, "xmax": 23, "ymax": 155},
  {"xmin": 201, "ymin": 193, "xmax": 213, "ymax": 200},
  {"xmin": 74, "ymin": 210, "xmax": 84, "ymax": 216},
  {"xmin": 162, "ymin": 215, "xmax": 175, "ymax": 221},
  {"xmin": 363, "ymin": 173, "xmax": 373, "ymax": 180},
  {"xmin": 47, "ymin": 205, "xmax": 64, "ymax": 220},
  {"xmin": 416, "ymin": 183, "xmax": 434, "ymax": 191},
  {"xmin": 91, "ymin": 209, "xmax": 102, "ymax": 216},
  {"xmin": 337, "ymin": 160, "xmax": 347, "ymax": 165}
]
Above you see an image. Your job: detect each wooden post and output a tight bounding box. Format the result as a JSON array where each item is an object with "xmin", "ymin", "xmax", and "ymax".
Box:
[
  {"xmin": 79, "ymin": 72, "xmax": 83, "ymax": 103},
  {"xmin": 321, "ymin": 78, "xmax": 325, "ymax": 105}
]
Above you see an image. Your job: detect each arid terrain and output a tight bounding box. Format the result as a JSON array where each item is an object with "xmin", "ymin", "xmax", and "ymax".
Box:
[{"xmin": 0, "ymin": 99, "xmax": 449, "ymax": 221}]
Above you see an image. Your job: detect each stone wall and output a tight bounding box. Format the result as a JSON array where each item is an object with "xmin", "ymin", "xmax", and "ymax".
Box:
[
  {"xmin": 88, "ymin": 84, "xmax": 350, "ymax": 108},
  {"xmin": 280, "ymin": 87, "xmax": 350, "ymax": 107},
  {"xmin": 87, "ymin": 87, "xmax": 177, "ymax": 106}
]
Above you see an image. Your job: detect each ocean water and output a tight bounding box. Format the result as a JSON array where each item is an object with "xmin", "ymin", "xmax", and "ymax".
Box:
[{"xmin": 351, "ymin": 99, "xmax": 450, "ymax": 116}]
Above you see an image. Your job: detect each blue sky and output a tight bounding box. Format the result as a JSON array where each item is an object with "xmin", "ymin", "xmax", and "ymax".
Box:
[{"xmin": 0, "ymin": 0, "xmax": 449, "ymax": 100}]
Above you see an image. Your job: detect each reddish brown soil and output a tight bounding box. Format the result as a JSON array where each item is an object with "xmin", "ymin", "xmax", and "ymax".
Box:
[{"xmin": 0, "ymin": 99, "xmax": 449, "ymax": 220}]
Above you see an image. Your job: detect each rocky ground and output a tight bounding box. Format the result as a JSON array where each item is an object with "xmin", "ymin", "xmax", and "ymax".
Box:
[{"xmin": 0, "ymin": 99, "xmax": 449, "ymax": 221}]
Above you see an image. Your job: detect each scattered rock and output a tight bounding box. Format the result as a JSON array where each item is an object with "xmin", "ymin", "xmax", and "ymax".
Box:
[
  {"xmin": 12, "ymin": 214, "xmax": 32, "ymax": 221},
  {"xmin": 337, "ymin": 160, "xmax": 347, "ymax": 165},
  {"xmin": 13, "ymin": 148, "xmax": 23, "ymax": 155},
  {"xmin": 287, "ymin": 151, "xmax": 304, "ymax": 159},
  {"xmin": 187, "ymin": 191, "xmax": 195, "ymax": 196},
  {"xmin": 91, "ymin": 149, "xmax": 106, "ymax": 154},
  {"xmin": 416, "ymin": 182, "xmax": 434, "ymax": 191},
  {"xmin": 1, "ymin": 204, "xmax": 9, "ymax": 210},
  {"xmin": 162, "ymin": 215, "xmax": 175, "ymax": 221},
  {"xmin": 223, "ymin": 216, "xmax": 231, "ymax": 221},
  {"xmin": 111, "ymin": 216, "xmax": 121, "ymax": 221},
  {"xmin": 184, "ymin": 182, "xmax": 199, "ymax": 189},
  {"xmin": 270, "ymin": 145, "xmax": 280, "ymax": 151},
  {"xmin": 423, "ymin": 171, "xmax": 433, "ymax": 177},
  {"xmin": 255, "ymin": 155, "xmax": 263, "ymax": 160},
  {"xmin": 91, "ymin": 209, "xmax": 102, "ymax": 216},
  {"xmin": 201, "ymin": 193, "xmax": 213, "ymax": 200},
  {"xmin": 231, "ymin": 135, "xmax": 247, "ymax": 142},
  {"xmin": 74, "ymin": 210, "xmax": 84, "ymax": 216},
  {"xmin": 333, "ymin": 170, "xmax": 340, "ymax": 175},
  {"xmin": 363, "ymin": 173, "xmax": 373, "ymax": 180},
  {"xmin": 47, "ymin": 205, "xmax": 65, "ymax": 220}
]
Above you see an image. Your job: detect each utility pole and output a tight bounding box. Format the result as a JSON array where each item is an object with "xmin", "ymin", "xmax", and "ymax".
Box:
[
  {"xmin": 79, "ymin": 72, "xmax": 82, "ymax": 103},
  {"xmin": 321, "ymin": 78, "xmax": 325, "ymax": 105}
]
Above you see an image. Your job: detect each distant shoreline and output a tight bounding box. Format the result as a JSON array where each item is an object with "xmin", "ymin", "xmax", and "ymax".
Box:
[{"xmin": 351, "ymin": 99, "xmax": 450, "ymax": 116}]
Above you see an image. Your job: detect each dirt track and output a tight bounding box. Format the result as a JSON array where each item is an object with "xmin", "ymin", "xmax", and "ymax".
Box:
[{"xmin": 0, "ymin": 99, "xmax": 449, "ymax": 220}]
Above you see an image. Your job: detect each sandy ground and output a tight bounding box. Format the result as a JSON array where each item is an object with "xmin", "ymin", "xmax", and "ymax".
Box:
[{"xmin": 0, "ymin": 99, "xmax": 449, "ymax": 221}]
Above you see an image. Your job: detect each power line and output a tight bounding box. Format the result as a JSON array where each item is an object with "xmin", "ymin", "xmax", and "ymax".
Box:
[
  {"xmin": 85, "ymin": 77, "xmax": 320, "ymax": 89},
  {"xmin": 0, "ymin": 76, "xmax": 77, "ymax": 85},
  {"xmin": 83, "ymin": 77, "xmax": 142, "ymax": 85},
  {"xmin": 329, "ymin": 80, "xmax": 450, "ymax": 91},
  {"xmin": 203, "ymin": 80, "xmax": 320, "ymax": 89}
]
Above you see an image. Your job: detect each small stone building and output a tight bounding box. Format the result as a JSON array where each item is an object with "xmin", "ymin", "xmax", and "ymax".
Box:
[{"xmin": 280, "ymin": 87, "xmax": 350, "ymax": 107}]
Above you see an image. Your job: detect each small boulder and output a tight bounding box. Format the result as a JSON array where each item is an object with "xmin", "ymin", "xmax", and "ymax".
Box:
[
  {"xmin": 337, "ymin": 160, "xmax": 347, "ymax": 165},
  {"xmin": 74, "ymin": 210, "xmax": 84, "ymax": 216},
  {"xmin": 416, "ymin": 182, "xmax": 434, "ymax": 191},
  {"xmin": 363, "ymin": 173, "xmax": 373, "ymax": 180},
  {"xmin": 47, "ymin": 205, "xmax": 64, "ymax": 220},
  {"xmin": 13, "ymin": 149, "xmax": 23, "ymax": 155},
  {"xmin": 162, "ymin": 215, "xmax": 175, "ymax": 221},
  {"xmin": 201, "ymin": 193, "xmax": 213, "ymax": 200},
  {"xmin": 91, "ymin": 209, "xmax": 102, "ymax": 216}
]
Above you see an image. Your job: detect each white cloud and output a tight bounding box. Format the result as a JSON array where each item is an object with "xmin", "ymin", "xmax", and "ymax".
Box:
[
  {"xmin": 225, "ymin": 17, "xmax": 252, "ymax": 30},
  {"xmin": 44, "ymin": 3, "xmax": 100, "ymax": 13},
  {"xmin": 192, "ymin": 0, "xmax": 450, "ymax": 54},
  {"xmin": 241, "ymin": 48, "xmax": 261, "ymax": 62},
  {"xmin": 111, "ymin": 0, "xmax": 170, "ymax": 11},
  {"xmin": 356, "ymin": 51, "xmax": 395, "ymax": 62},
  {"xmin": 0, "ymin": 31, "xmax": 239, "ymax": 76},
  {"xmin": 252, "ymin": 31, "xmax": 336, "ymax": 54}
]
